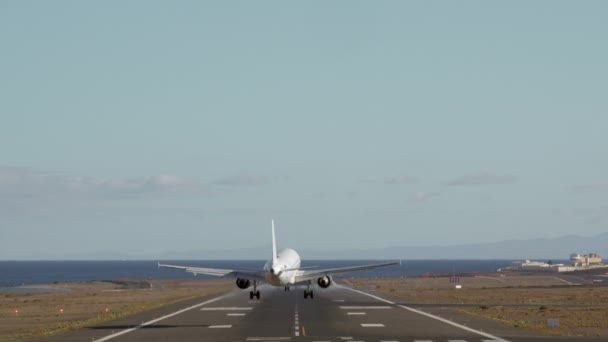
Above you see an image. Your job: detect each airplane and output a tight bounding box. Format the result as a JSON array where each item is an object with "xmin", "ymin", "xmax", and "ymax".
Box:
[{"xmin": 158, "ymin": 220, "xmax": 400, "ymax": 300}]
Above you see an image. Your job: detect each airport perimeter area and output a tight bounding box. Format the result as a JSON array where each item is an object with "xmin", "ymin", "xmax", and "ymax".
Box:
[{"xmin": 2, "ymin": 273, "xmax": 607, "ymax": 342}]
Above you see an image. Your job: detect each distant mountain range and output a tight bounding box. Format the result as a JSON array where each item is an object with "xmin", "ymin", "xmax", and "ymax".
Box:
[
  {"xmin": 151, "ymin": 232, "xmax": 608, "ymax": 260},
  {"xmin": 10, "ymin": 233, "xmax": 608, "ymax": 260}
]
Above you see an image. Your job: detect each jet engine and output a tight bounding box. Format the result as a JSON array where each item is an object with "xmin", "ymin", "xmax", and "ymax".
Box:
[
  {"xmin": 236, "ymin": 278, "xmax": 251, "ymax": 289},
  {"xmin": 317, "ymin": 276, "xmax": 332, "ymax": 288}
]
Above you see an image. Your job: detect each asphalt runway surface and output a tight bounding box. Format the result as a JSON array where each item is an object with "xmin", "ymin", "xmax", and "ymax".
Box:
[{"xmin": 38, "ymin": 284, "xmax": 605, "ymax": 342}]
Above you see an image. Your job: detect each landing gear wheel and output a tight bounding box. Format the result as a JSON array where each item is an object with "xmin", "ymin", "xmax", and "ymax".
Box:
[
  {"xmin": 255, "ymin": 291, "xmax": 260, "ymax": 299},
  {"xmin": 249, "ymin": 291, "xmax": 254, "ymax": 300},
  {"xmin": 310, "ymin": 290, "xmax": 314, "ymax": 299},
  {"xmin": 304, "ymin": 290, "xmax": 314, "ymax": 299}
]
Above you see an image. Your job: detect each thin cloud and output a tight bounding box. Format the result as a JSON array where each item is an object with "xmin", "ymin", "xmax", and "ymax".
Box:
[
  {"xmin": 409, "ymin": 191, "xmax": 440, "ymax": 203},
  {"xmin": 0, "ymin": 166, "xmax": 201, "ymax": 199},
  {"xmin": 444, "ymin": 173, "xmax": 518, "ymax": 186},
  {"xmin": 213, "ymin": 174, "xmax": 269, "ymax": 186},
  {"xmin": 568, "ymin": 183, "xmax": 608, "ymax": 194},
  {"xmin": 383, "ymin": 175, "xmax": 420, "ymax": 184}
]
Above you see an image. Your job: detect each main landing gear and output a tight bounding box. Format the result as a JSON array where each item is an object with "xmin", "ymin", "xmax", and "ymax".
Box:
[
  {"xmin": 284, "ymin": 286, "xmax": 290, "ymax": 292},
  {"xmin": 249, "ymin": 281, "xmax": 260, "ymax": 300},
  {"xmin": 304, "ymin": 282, "xmax": 314, "ymax": 299}
]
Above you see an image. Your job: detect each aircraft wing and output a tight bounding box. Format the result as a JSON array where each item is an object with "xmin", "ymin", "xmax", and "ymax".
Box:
[
  {"xmin": 158, "ymin": 263, "xmax": 266, "ymax": 281},
  {"xmin": 294, "ymin": 260, "xmax": 400, "ymax": 283}
]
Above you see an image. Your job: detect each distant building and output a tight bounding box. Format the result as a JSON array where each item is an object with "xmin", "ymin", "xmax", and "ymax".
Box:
[
  {"xmin": 510, "ymin": 260, "xmax": 576, "ymax": 273},
  {"xmin": 570, "ymin": 253, "xmax": 602, "ymax": 266},
  {"xmin": 508, "ymin": 253, "xmax": 605, "ymax": 273}
]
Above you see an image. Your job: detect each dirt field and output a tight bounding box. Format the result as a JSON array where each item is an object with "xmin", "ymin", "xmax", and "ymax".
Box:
[
  {"xmin": 348, "ymin": 273, "xmax": 608, "ymax": 337},
  {"xmin": 0, "ymin": 279, "xmax": 232, "ymax": 340}
]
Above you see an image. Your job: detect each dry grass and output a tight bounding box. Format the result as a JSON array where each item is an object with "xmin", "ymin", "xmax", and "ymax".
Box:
[
  {"xmin": 348, "ymin": 274, "xmax": 608, "ymax": 337},
  {"xmin": 0, "ymin": 279, "xmax": 232, "ymax": 339},
  {"xmin": 462, "ymin": 306, "xmax": 608, "ymax": 337}
]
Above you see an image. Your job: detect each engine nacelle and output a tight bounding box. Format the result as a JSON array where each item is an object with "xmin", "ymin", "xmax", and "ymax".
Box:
[
  {"xmin": 236, "ymin": 278, "xmax": 251, "ymax": 289},
  {"xmin": 317, "ymin": 276, "xmax": 332, "ymax": 288}
]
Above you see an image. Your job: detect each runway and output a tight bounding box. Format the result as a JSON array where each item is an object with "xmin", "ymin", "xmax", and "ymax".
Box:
[{"xmin": 39, "ymin": 284, "xmax": 604, "ymax": 342}]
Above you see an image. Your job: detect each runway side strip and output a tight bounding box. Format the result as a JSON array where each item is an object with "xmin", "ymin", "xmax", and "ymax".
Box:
[{"xmin": 340, "ymin": 285, "xmax": 510, "ymax": 342}]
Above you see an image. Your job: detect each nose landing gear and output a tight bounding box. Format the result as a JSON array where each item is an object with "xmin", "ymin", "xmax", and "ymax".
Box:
[
  {"xmin": 249, "ymin": 281, "xmax": 260, "ymax": 299},
  {"xmin": 303, "ymin": 281, "xmax": 314, "ymax": 299}
]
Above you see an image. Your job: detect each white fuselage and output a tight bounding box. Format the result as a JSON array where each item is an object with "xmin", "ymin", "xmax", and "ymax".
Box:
[{"xmin": 263, "ymin": 248, "xmax": 301, "ymax": 286}]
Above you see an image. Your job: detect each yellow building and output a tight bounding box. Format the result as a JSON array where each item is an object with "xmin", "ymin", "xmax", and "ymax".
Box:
[{"xmin": 570, "ymin": 253, "xmax": 602, "ymax": 266}]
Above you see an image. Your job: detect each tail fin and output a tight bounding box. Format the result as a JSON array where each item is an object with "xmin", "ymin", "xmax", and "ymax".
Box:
[{"xmin": 271, "ymin": 219, "xmax": 278, "ymax": 264}]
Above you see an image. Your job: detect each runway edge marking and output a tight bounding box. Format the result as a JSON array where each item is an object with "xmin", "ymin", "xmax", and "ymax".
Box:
[
  {"xmin": 92, "ymin": 293, "xmax": 230, "ymax": 342},
  {"xmin": 340, "ymin": 285, "xmax": 510, "ymax": 342}
]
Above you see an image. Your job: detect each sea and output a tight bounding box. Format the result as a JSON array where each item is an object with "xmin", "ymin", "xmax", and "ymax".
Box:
[{"xmin": 0, "ymin": 260, "xmax": 516, "ymax": 288}]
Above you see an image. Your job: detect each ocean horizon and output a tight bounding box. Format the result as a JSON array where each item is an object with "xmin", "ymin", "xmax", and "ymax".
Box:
[{"xmin": 0, "ymin": 259, "xmax": 543, "ymax": 287}]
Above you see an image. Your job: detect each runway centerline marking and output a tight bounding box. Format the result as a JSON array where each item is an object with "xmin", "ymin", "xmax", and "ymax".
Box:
[
  {"xmin": 246, "ymin": 338, "xmax": 291, "ymax": 341},
  {"xmin": 347, "ymin": 312, "xmax": 366, "ymax": 315},
  {"xmin": 91, "ymin": 293, "xmax": 230, "ymax": 342},
  {"xmin": 201, "ymin": 306, "xmax": 252, "ymax": 311},
  {"xmin": 227, "ymin": 313, "xmax": 246, "ymax": 316},
  {"xmin": 294, "ymin": 304, "xmax": 301, "ymax": 337},
  {"xmin": 361, "ymin": 323, "xmax": 385, "ymax": 327},
  {"xmin": 341, "ymin": 285, "xmax": 510, "ymax": 342},
  {"xmin": 209, "ymin": 324, "xmax": 232, "ymax": 328}
]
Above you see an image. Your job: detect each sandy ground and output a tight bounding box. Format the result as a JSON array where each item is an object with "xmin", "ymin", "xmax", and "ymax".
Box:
[
  {"xmin": 0, "ymin": 279, "xmax": 232, "ymax": 340},
  {"xmin": 349, "ymin": 273, "xmax": 608, "ymax": 337}
]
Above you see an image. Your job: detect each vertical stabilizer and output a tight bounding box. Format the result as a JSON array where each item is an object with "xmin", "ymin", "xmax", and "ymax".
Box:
[{"xmin": 271, "ymin": 219, "xmax": 278, "ymax": 264}]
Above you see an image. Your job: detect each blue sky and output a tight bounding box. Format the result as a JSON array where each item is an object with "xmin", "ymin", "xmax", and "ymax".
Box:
[{"xmin": 1, "ymin": 1, "xmax": 607, "ymax": 259}]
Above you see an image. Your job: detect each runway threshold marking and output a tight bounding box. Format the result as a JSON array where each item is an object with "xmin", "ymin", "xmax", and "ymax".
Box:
[
  {"xmin": 341, "ymin": 286, "xmax": 510, "ymax": 342},
  {"xmin": 92, "ymin": 293, "xmax": 230, "ymax": 342}
]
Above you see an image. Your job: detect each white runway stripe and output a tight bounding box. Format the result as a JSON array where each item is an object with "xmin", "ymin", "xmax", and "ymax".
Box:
[
  {"xmin": 341, "ymin": 285, "xmax": 510, "ymax": 342},
  {"xmin": 340, "ymin": 305, "xmax": 392, "ymax": 309},
  {"xmin": 347, "ymin": 312, "xmax": 366, "ymax": 315},
  {"xmin": 361, "ymin": 323, "xmax": 385, "ymax": 327},
  {"xmin": 227, "ymin": 313, "xmax": 246, "ymax": 316},
  {"xmin": 208, "ymin": 325, "xmax": 232, "ymax": 328},
  {"xmin": 92, "ymin": 293, "xmax": 229, "ymax": 342},
  {"xmin": 201, "ymin": 307, "xmax": 252, "ymax": 311},
  {"xmin": 246, "ymin": 338, "xmax": 291, "ymax": 341}
]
